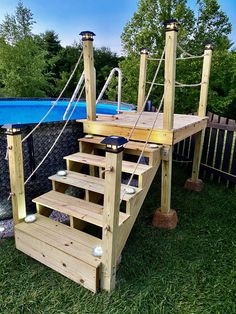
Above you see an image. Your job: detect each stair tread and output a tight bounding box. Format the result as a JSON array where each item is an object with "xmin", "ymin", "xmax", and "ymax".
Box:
[
  {"xmin": 33, "ymin": 190, "xmax": 129, "ymax": 228},
  {"xmin": 79, "ymin": 136, "xmax": 161, "ymax": 152},
  {"xmin": 64, "ymin": 152, "xmax": 151, "ymax": 175},
  {"xmin": 49, "ymin": 171, "xmax": 142, "ymax": 201},
  {"xmin": 15, "ymin": 214, "xmax": 101, "ymax": 267}
]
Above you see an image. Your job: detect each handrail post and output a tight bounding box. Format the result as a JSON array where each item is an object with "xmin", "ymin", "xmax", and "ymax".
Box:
[
  {"xmin": 152, "ymin": 19, "xmax": 179, "ymax": 229},
  {"xmin": 100, "ymin": 139, "xmax": 123, "ymax": 292},
  {"xmin": 80, "ymin": 31, "xmax": 96, "ymax": 121},
  {"xmin": 198, "ymin": 44, "xmax": 213, "ymax": 117},
  {"xmin": 137, "ymin": 48, "xmax": 148, "ymax": 112},
  {"xmin": 5, "ymin": 127, "xmax": 26, "ymax": 226},
  {"xmin": 163, "ymin": 19, "xmax": 179, "ymax": 130},
  {"xmin": 185, "ymin": 44, "xmax": 213, "ymax": 192}
]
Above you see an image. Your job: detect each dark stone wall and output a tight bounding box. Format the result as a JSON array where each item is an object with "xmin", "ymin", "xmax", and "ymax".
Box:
[{"xmin": 0, "ymin": 121, "xmax": 83, "ymax": 220}]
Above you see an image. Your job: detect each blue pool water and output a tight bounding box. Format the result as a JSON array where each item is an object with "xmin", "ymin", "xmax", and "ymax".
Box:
[{"xmin": 0, "ymin": 99, "xmax": 133, "ymax": 126}]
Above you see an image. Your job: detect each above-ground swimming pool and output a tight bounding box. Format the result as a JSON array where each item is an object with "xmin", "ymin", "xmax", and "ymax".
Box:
[
  {"xmin": 0, "ymin": 99, "xmax": 134, "ymax": 125},
  {"xmin": 0, "ymin": 98, "xmax": 134, "ymax": 221}
]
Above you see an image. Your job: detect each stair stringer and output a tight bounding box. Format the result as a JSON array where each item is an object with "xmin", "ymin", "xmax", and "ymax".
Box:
[{"xmin": 116, "ymin": 150, "xmax": 161, "ymax": 259}]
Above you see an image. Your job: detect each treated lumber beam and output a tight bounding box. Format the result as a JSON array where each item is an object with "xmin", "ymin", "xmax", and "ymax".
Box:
[{"xmin": 6, "ymin": 128, "xmax": 26, "ymax": 225}]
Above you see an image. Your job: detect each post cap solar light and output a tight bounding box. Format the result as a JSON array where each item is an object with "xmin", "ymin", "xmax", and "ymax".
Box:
[
  {"xmin": 205, "ymin": 43, "xmax": 213, "ymax": 50},
  {"xmin": 163, "ymin": 19, "xmax": 180, "ymax": 32},
  {"xmin": 79, "ymin": 31, "xmax": 96, "ymax": 41},
  {"xmin": 140, "ymin": 47, "xmax": 149, "ymax": 55},
  {"xmin": 101, "ymin": 136, "xmax": 128, "ymax": 153}
]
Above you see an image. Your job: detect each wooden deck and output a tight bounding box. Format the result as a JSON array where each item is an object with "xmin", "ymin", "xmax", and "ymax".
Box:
[{"xmin": 78, "ymin": 112, "xmax": 208, "ymax": 145}]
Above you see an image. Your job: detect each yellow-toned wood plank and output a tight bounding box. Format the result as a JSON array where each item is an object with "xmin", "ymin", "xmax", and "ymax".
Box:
[
  {"xmin": 79, "ymin": 136, "xmax": 162, "ymax": 155},
  {"xmin": 64, "ymin": 152, "xmax": 152, "ymax": 176},
  {"xmin": 117, "ymin": 158, "xmax": 161, "ymax": 258},
  {"xmin": 7, "ymin": 131, "xmax": 26, "ymax": 225},
  {"xmin": 192, "ymin": 130, "xmax": 205, "ymax": 182},
  {"xmin": 33, "ymin": 191, "xmax": 129, "ymax": 228},
  {"xmin": 101, "ymin": 151, "xmax": 122, "ymax": 292},
  {"xmin": 198, "ymin": 47, "xmax": 212, "ymax": 117},
  {"xmin": 49, "ymin": 171, "xmax": 142, "ymax": 202},
  {"xmin": 160, "ymin": 147, "xmax": 173, "ymax": 213},
  {"xmin": 82, "ymin": 38, "xmax": 96, "ymax": 121},
  {"xmin": 15, "ymin": 229, "xmax": 99, "ymax": 292},
  {"xmin": 33, "ymin": 214, "xmax": 101, "ymax": 249},
  {"xmin": 137, "ymin": 49, "xmax": 148, "ymax": 112},
  {"xmin": 33, "ymin": 191, "xmax": 104, "ymax": 227},
  {"xmin": 173, "ymin": 118, "xmax": 208, "ymax": 144},
  {"xmin": 82, "ymin": 122, "xmax": 173, "ymax": 145},
  {"xmin": 163, "ymin": 27, "xmax": 177, "ymax": 129},
  {"xmin": 16, "ymin": 219, "xmax": 100, "ymax": 267}
]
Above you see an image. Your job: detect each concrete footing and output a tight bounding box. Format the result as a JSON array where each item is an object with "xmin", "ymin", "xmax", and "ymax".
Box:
[
  {"xmin": 152, "ymin": 209, "xmax": 178, "ymax": 229},
  {"xmin": 184, "ymin": 178, "xmax": 204, "ymax": 192}
]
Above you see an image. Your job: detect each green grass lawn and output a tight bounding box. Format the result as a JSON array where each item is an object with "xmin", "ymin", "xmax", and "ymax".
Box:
[{"xmin": 1, "ymin": 165, "xmax": 236, "ymax": 314}]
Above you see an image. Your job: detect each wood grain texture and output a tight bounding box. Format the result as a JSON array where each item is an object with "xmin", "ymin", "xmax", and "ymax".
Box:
[
  {"xmin": 7, "ymin": 132, "xmax": 26, "ymax": 225},
  {"xmin": 15, "ymin": 215, "xmax": 101, "ymax": 292}
]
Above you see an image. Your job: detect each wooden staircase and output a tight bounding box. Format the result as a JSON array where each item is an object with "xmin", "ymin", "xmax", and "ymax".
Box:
[{"xmin": 15, "ymin": 135, "xmax": 161, "ymax": 292}]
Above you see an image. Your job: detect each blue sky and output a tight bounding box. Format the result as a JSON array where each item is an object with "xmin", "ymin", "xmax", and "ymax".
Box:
[{"xmin": 0, "ymin": 0, "xmax": 235, "ymax": 54}]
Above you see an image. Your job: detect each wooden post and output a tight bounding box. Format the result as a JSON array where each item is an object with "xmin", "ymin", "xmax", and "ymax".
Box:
[
  {"xmin": 152, "ymin": 20, "xmax": 179, "ymax": 229},
  {"xmin": 137, "ymin": 48, "xmax": 148, "ymax": 112},
  {"xmin": 185, "ymin": 44, "xmax": 213, "ymax": 192},
  {"xmin": 6, "ymin": 128, "xmax": 26, "ymax": 225},
  {"xmin": 101, "ymin": 150, "xmax": 122, "ymax": 292},
  {"xmin": 163, "ymin": 19, "xmax": 179, "ymax": 130},
  {"xmin": 80, "ymin": 31, "xmax": 96, "ymax": 121},
  {"xmin": 198, "ymin": 44, "xmax": 213, "ymax": 117}
]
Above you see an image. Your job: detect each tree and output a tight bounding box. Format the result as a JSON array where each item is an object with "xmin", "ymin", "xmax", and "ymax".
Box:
[
  {"xmin": 0, "ymin": 2, "xmax": 47, "ymax": 97},
  {"xmin": 121, "ymin": 0, "xmax": 195, "ymax": 55},
  {"xmin": 0, "ymin": 1, "xmax": 35, "ymax": 45},
  {"xmin": 0, "ymin": 37, "xmax": 47, "ymax": 97},
  {"xmin": 192, "ymin": 0, "xmax": 232, "ymax": 53},
  {"xmin": 117, "ymin": 0, "xmax": 236, "ymax": 118},
  {"xmin": 34, "ymin": 30, "xmax": 63, "ymax": 96},
  {"xmin": 94, "ymin": 47, "xmax": 120, "ymax": 93}
]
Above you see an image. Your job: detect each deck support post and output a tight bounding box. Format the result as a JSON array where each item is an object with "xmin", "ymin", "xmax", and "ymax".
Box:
[
  {"xmin": 185, "ymin": 44, "xmax": 213, "ymax": 192},
  {"xmin": 6, "ymin": 127, "xmax": 26, "ymax": 226},
  {"xmin": 80, "ymin": 31, "xmax": 96, "ymax": 121},
  {"xmin": 137, "ymin": 48, "xmax": 149, "ymax": 112},
  {"xmin": 101, "ymin": 150, "xmax": 122, "ymax": 292},
  {"xmin": 152, "ymin": 19, "xmax": 179, "ymax": 229}
]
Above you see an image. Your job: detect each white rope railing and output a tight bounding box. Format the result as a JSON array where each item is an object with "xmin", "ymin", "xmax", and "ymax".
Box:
[
  {"xmin": 21, "ymin": 50, "xmax": 83, "ymax": 143},
  {"xmin": 176, "ymin": 54, "xmax": 204, "ymax": 60},
  {"xmin": 120, "ymin": 92, "xmax": 165, "ymax": 203},
  {"xmin": 126, "ymin": 45, "xmax": 166, "ymax": 143},
  {"xmin": 24, "ymin": 85, "xmax": 85, "ymax": 185},
  {"xmin": 63, "ymin": 71, "xmax": 85, "ymax": 120},
  {"xmin": 146, "ymin": 81, "xmax": 164, "ymax": 86},
  {"xmin": 175, "ymin": 81, "xmax": 202, "ymax": 88},
  {"xmin": 148, "ymin": 57, "xmax": 165, "ymax": 61},
  {"xmin": 119, "ymin": 44, "xmax": 167, "ymax": 202},
  {"xmin": 177, "ymin": 44, "xmax": 204, "ymax": 59}
]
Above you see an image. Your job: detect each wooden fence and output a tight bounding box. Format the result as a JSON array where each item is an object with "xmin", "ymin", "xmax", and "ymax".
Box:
[{"xmin": 173, "ymin": 112, "xmax": 236, "ymax": 187}]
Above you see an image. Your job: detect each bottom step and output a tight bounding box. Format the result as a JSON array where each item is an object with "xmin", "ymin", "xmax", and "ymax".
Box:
[{"xmin": 15, "ymin": 214, "xmax": 101, "ymax": 293}]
